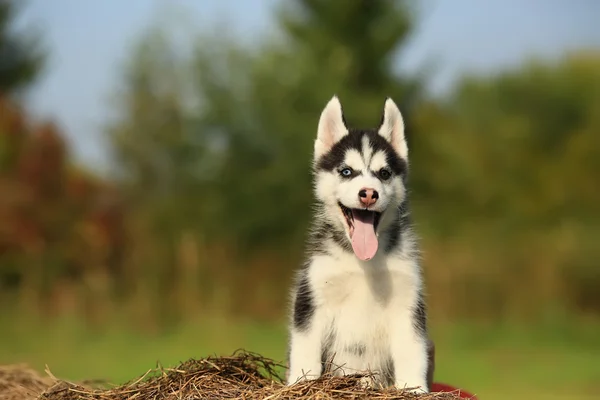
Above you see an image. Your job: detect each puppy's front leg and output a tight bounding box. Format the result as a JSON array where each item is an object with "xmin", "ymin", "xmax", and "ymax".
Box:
[
  {"xmin": 287, "ymin": 270, "xmax": 324, "ymax": 385},
  {"xmin": 390, "ymin": 319, "xmax": 429, "ymax": 393},
  {"xmin": 287, "ymin": 321, "xmax": 323, "ymax": 385}
]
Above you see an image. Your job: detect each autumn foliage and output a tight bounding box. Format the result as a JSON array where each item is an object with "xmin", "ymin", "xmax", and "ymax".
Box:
[{"xmin": 0, "ymin": 98, "xmax": 125, "ymax": 320}]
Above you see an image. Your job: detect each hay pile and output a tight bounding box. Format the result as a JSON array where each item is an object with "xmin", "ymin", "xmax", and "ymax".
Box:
[
  {"xmin": 0, "ymin": 364, "xmax": 53, "ymax": 400},
  {"xmin": 2, "ymin": 350, "xmax": 467, "ymax": 399}
]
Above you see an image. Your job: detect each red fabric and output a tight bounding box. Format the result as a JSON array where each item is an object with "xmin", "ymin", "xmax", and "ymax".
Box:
[{"xmin": 431, "ymin": 382, "xmax": 478, "ymax": 399}]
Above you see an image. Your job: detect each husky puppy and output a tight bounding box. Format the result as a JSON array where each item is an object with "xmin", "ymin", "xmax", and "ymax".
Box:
[{"xmin": 287, "ymin": 96, "xmax": 430, "ymax": 393}]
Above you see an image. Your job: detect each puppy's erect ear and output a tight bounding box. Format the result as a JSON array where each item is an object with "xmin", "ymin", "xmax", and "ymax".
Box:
[
  {"xmin": 378, "ymin": 98, "xmax": 408, "ymax": 160},
  {"xmin": 314, "ymin": 95, "xmax": 348, "ymax": 160}
]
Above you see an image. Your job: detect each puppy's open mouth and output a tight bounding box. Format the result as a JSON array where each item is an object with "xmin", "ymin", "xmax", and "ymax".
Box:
[{"xmin": 339, "ymin": 202, "xmax": 382, "ymax": 261}]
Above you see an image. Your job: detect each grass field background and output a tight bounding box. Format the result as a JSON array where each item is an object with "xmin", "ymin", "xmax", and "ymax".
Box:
[{"xmin": 1, "ymin": 313, "xmax": 599, "ymax": 400}]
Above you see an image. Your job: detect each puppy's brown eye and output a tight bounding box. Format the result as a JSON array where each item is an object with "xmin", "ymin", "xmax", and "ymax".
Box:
[{"xmin": 379, "ymin": 168, "xmax": 391, "ymax": 180}]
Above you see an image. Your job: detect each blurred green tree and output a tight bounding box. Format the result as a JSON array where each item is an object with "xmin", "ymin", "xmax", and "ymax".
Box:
[
  {"xmin": 412, "ymin": 52, "xmax": 600, "ymax": 318},
  {"xmin": 413, "ymin": 52, "xmax": 600, "ymax": 231},
  {"xmin": 105, "ymin": 0, "xmax": 429, "ymax": 318},
  {"xmin": 0, "ymin": 0, "xmax": 45, "ymax": 95},
  {"xmin": 109, "ymin": 0, "xmax": 427, "ymax": 252}
]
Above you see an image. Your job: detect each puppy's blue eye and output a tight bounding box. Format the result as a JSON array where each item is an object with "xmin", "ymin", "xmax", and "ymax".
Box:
[{"xmin": 340, "ymin": 168, "xmax": 353, "ymax": 177}]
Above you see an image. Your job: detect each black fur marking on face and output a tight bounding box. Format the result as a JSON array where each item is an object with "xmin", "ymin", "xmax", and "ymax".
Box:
[
  {"xmin": 384, "ymin": 201, "xmax": 411, "ymax": 253},
  {"xmin": 412, "ymin": 292, "xmax": 428, "ymax": 339},
  {"xmin": 385, "ymin": 222, "xmax": 401, "ymax": 253},
  {"xmin": 331, "ymin": 227, "xmax": 352, "ymax": 252},
  {"xmin": 316, "ymin": 129, "xmax": 407, "ymax": 176},
  {"xmin": 293, "ymin": 271, "xmax": 315, "ymax": 332},
  {"xmin": 309, "ymin": 219, "xmax": 353, "ymax": 255}
]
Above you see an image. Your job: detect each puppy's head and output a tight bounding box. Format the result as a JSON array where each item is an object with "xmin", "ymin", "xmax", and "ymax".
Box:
[{"xmin": 312, "ymin": 96, "xmax": 409, "ymax": 261}]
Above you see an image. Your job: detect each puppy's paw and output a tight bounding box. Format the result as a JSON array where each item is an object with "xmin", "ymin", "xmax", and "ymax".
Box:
[
  {"xmin": 286, "ymin": 371, "xmax": 319, "ymax": 386},
  {"xmin": 358, "ymin": 375, "xmax": 375, "ymax": 389},
  {"xmin": 394, "ymin": 381, "xmax": 429, "ymax": 394}
]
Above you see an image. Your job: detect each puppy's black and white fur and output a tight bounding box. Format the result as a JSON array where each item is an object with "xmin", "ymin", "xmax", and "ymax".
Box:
[{"xmin": 287, "ymin": 96, "xmax": 430, "ymax": 393}]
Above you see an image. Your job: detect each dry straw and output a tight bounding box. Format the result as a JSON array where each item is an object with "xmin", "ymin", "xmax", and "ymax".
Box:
[
  {"xmin": 2, "ymin": 350, "xmax": 466, "ymax": 400},
  {"xmin": 0, "ymin": 364, "xmax": 53, "ymax": 400}
]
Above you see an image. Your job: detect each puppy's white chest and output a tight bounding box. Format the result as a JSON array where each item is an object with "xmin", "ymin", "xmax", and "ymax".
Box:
[
  {"xmin": 319, "ymin": 271, "xmax": 393, "ymax": 375},
  {"xmin": 314, "ymin": 257, "xmax": 416, "ymax": 314},
  {"xmin": 332, "ymin": 278, "xmax": 390, "ymax": 344}
]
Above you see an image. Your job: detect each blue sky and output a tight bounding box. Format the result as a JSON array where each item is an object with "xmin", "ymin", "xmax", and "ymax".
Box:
[{"xmin": 18, "ymin": 0, "xmax": 600, "ymax": 172}]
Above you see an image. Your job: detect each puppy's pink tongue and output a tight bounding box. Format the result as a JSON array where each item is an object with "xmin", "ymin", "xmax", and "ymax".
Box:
[{"xmin": 351, "ymin": 211, "xmax": 378, "ymax": 261}]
